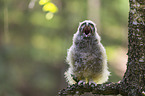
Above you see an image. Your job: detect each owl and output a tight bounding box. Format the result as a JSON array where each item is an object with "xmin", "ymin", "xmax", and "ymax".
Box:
[{"xmin": 65, "ymin": 20, "xmax": 110, "ymax": 85}]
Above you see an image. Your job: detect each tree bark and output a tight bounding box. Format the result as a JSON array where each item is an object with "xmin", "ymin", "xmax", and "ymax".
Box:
[
  {"xmin": 58, "ymin": 0, "xmax": 145, "ymax": 95},
  {"xmin": 119, "ymin": 0, "xmax": 145, "ymax": 95}
]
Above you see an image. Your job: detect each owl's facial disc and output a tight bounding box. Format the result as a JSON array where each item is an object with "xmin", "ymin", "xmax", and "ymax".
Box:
[{"xmin": 80, "ymin": 22, "xmax": 94, "ymax": 38}]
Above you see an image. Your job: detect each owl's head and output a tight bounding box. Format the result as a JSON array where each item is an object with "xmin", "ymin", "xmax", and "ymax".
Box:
[{"xmin": 78, "ymin": 20, "xmax": 97, "ymax": 38}]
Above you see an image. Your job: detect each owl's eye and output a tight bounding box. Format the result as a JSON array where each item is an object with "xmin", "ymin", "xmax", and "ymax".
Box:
[
  {"xmin": 79, "ymin": 23, "xmax": 86, "ymax": 32},
  {"xmin": 88, "ymin": 23, "xmax": 95, "ymax": 32}
]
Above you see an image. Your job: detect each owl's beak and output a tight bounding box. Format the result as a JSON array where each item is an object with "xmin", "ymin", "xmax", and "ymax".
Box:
[{"xmin": 83, "ymin": 25, "xmax": 92, "ymax": 37}]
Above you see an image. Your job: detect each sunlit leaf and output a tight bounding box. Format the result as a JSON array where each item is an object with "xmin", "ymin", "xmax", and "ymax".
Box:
[
  {"xmin": 42, "ymin": 2, "xmax": 58, "ymax": 13},
  {"xmin": 46, "ymin": 12, "xmax": 54, "ymax": 20},
  {"xmin": 39, "ymin": 0, "xmax": 50, "ymax": 5}
]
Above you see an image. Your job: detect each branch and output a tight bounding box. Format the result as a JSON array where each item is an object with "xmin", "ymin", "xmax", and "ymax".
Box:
[{"xmin": 58, "ymin": 82, "xmax": 120, "ymax": 96}]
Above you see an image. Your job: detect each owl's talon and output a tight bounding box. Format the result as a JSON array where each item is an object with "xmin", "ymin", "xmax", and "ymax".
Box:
[
  {"xmin": 89, "ymin": 81, "xmax": 97, "ymax": 86},
  {"xmin": 78, "ymin": 80, "xmax": 86, "ymax": 86}
]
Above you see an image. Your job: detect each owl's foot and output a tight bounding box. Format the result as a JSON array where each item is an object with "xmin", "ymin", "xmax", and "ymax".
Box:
[
  {"xmin": 89, "ymin": 81, "xmax": 97, "ymax": 86},
  {"xmin": 78, "ymin": 80, "xmax": 86, "ymax": 86}
]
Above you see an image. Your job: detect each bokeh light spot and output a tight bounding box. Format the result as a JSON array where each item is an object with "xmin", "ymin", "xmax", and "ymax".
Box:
[
  {"xmin": 39, "ymin": 0, "xmax": 50, "ymax": 5},
  {"xmin": 42, "ymin": 2, "xmax": 58, "ymax": 13},
  {"xmin": 46, "ymin": 12, "xmax": 54, "ymax": 20}
]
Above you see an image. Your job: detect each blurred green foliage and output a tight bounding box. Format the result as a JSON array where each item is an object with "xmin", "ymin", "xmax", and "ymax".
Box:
[{"xmin": 0, "ymin": 0, "xmax": 128, "ymax": 96}]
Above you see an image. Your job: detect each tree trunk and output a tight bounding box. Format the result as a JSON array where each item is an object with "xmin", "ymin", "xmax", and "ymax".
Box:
[
  {"xmin": 119, "ymin": 0, "xmax": 145, "ymax": 95},
  {"xmin": 87, "ymin": 0, "xmax": 100, "ymax": 32}
]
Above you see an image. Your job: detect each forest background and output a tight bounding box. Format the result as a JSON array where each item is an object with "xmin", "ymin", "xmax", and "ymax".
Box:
[{"xmin": 0, "ymin": 0, "xmax": 129, "ymax": 96}]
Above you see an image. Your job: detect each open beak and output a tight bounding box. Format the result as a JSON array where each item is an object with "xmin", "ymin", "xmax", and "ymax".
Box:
[{"xmin": 83, "ymin": 26, "xmax": 92, "ymax": 37}]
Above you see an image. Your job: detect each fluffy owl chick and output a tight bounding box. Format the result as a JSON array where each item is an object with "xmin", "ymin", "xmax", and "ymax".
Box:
[{"xmin": 65, "ymin": 20, "xmax": 110, "ymax": 85}]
